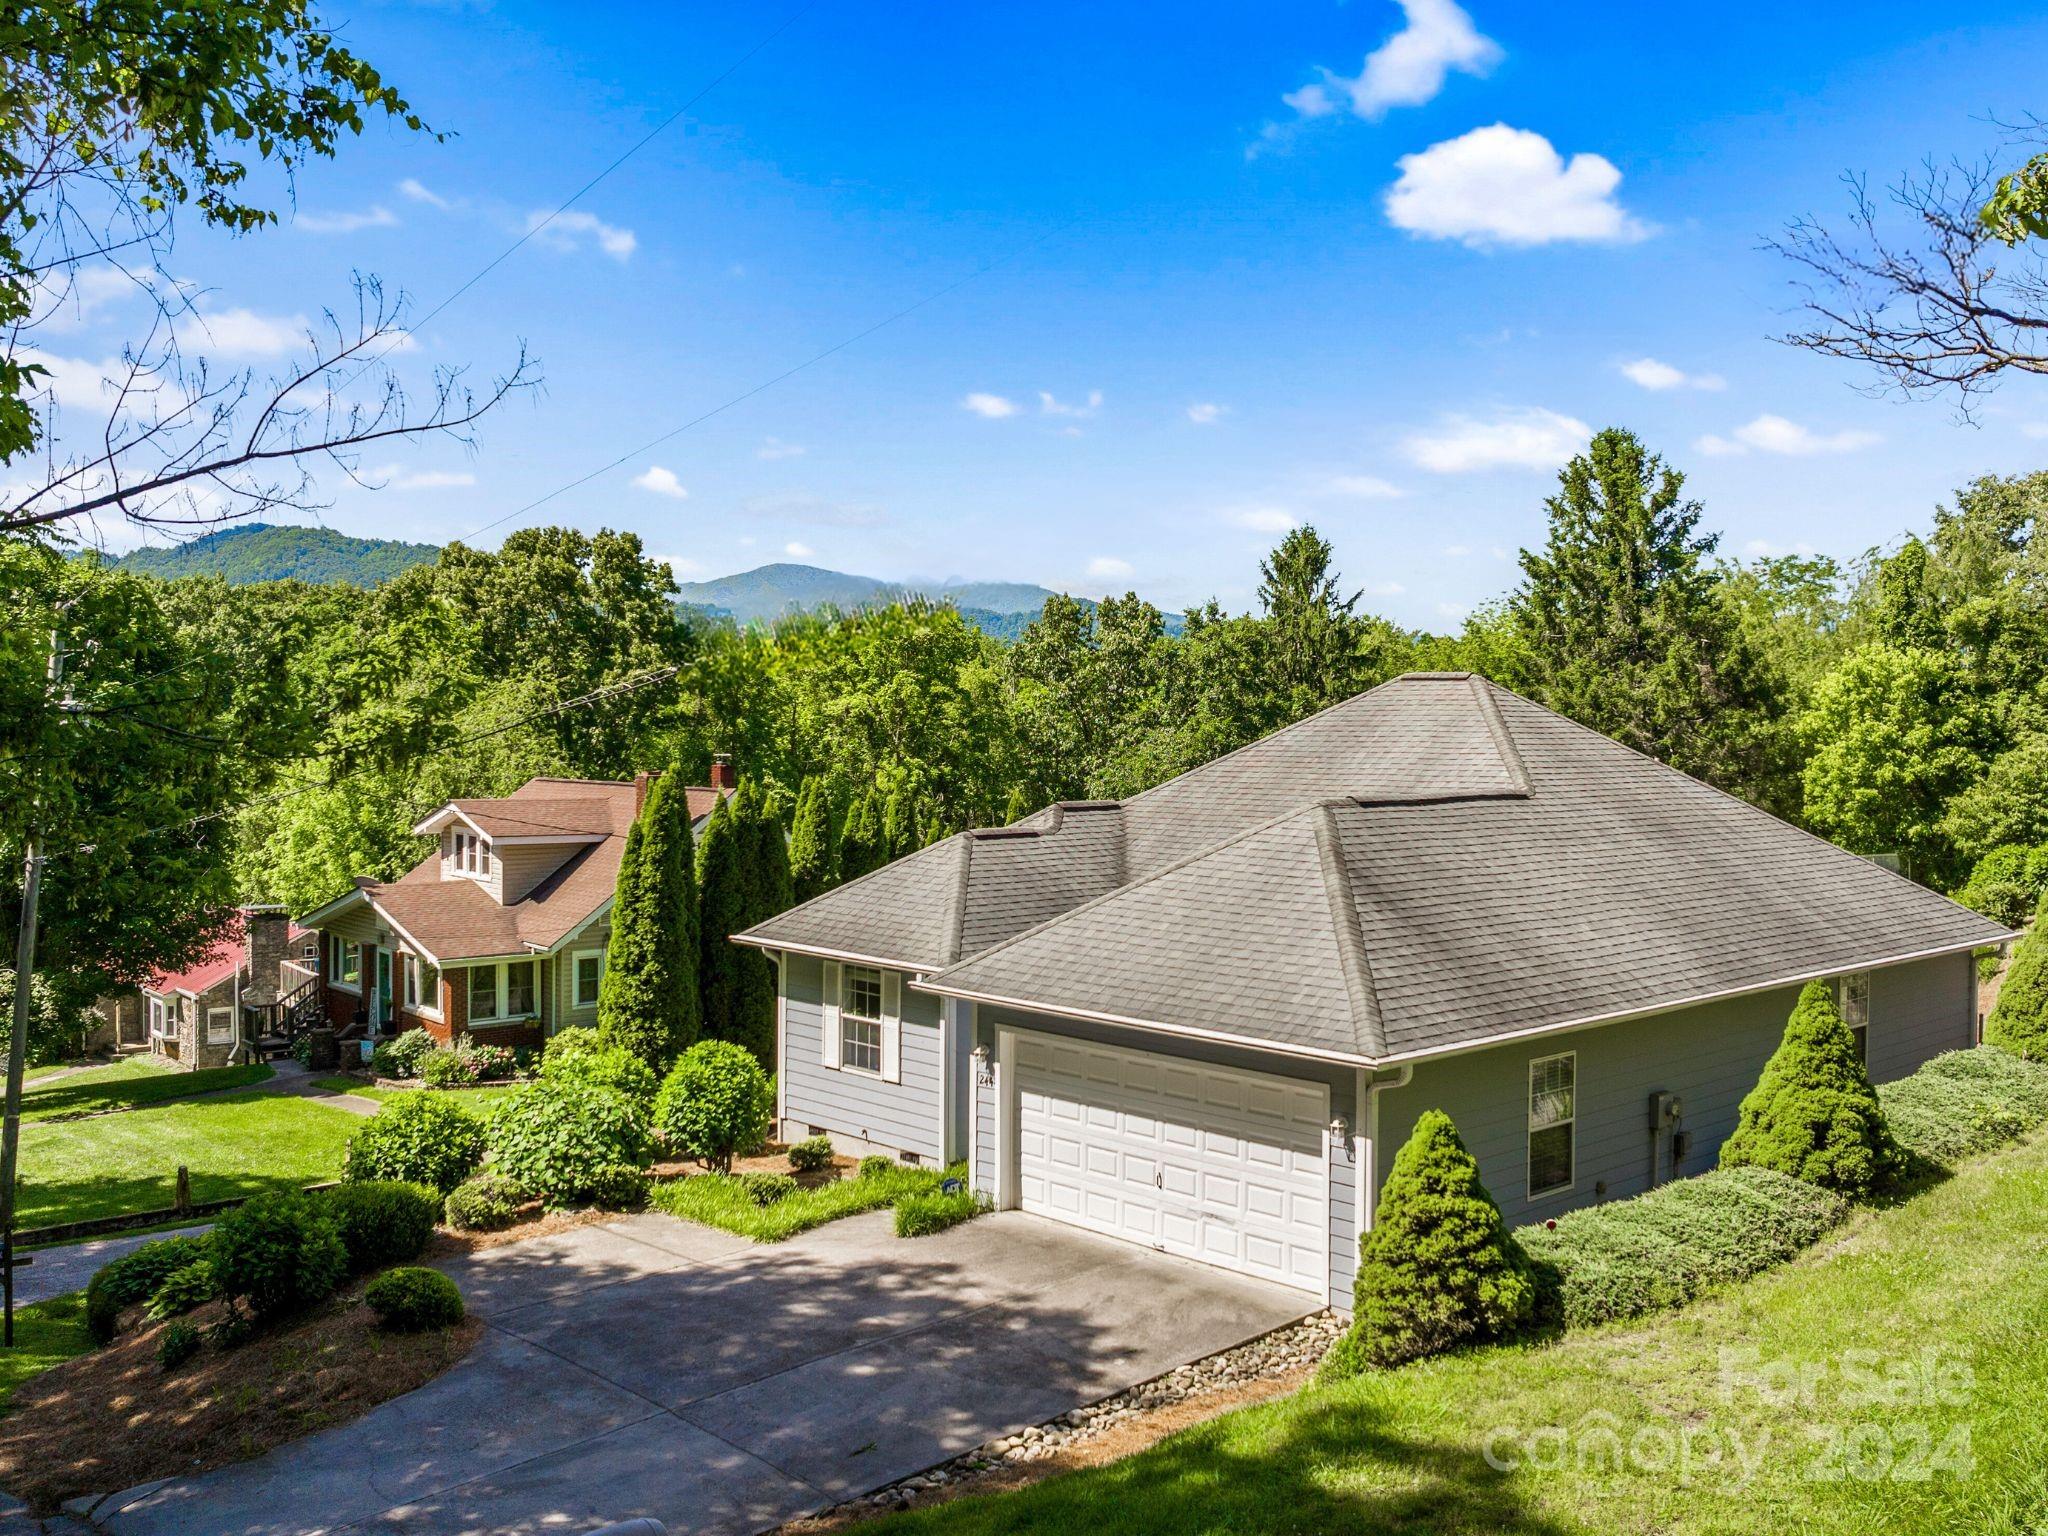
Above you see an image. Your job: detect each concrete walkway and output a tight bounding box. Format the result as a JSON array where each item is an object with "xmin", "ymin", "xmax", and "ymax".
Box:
[
  {"xmin": 15, "ymin": 1226, "xmax": 215, "ymax": 1308},
  {"xmin": 83, "ymin": 1209, "xmax": 1314, "ymax": 1536}
]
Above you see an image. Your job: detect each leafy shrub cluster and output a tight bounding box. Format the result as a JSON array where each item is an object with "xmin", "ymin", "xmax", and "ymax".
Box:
[
  {"xmin": 1956, "ymin": 844, "xmax": 2048, "ymax": 929},
  {"xmin": 157, "ymin": 1320, "xmax": 202, "ymax": 1371},
  {"xmin": 1880, "ymin": 1046, "xmax": 2048, "ymax": 1168},
  {"xmin": 144, "ymin": 1259, "xmax": 220, "ymax": 1322},
  {"xmin": 326, "ymin": 1181, "xmax": 440, "ymax": 1272},
  {"xmin": 422, "ymin": 1039, "xmax": 518, "ymax": 1088},
  {"xmin": 540, "ymin": 1027, "xmax": 659, "ymax": 1112},
  {"xmin": 894, "ymin": 1187, "xmax": 986, "ymax": 1237},
  {"xmin": 857, "ymin": 1154, "xmax": 896, "ymax": 1180},
  {"xmin": 1988, "ymin": 901, "xmax": 2048, "ymax": 1061},
  {"xmin": 787, "ymin": 1135, "xmax": 834, "ymax": 1173},
  {"xmin": 653, "ymin": 1040, "xmax": 771, "ymax": 1173},
  {"xmin": 344, "ymin": 1092, "xmax": 487, "ymax": 1193},
  {"xmin": 484, "ymin": 1079, "xmax": 650, "ymax": 1206},
  {"xmin": 738, "ymin": 1171, "xmax": 797, "ymax": 1206},
  {"xmin": 364, "ymin": 1266, "xmax": 465, "ymax": 1332},
  {"xmin": 444, "ymin": 1171, "xmax": 528, "ymax": 1232},
  {"xmin": 212, "ymin": 1191, "xmax": 348, "ymax": 1323},
  {"xmin": 369, "ymin": 1027, "xmax": 438, "ymax": 1080},
  {"xmin": 1516, "ymin": 1167, "xmax": 1850, "ymax": 1330},
  {"xmin": 86, "ymin": 1235, "xmax": 213, "ymax": 1343}
]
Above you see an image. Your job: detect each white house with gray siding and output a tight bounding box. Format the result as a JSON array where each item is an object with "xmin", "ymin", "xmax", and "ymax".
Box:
[{"xmin": 737, "ymin": 673, "xmax": 2007, "ymax": 1312}]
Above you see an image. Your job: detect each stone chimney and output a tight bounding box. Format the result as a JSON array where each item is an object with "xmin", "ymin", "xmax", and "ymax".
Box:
[
  {"xmin": 709, "ymin": 753, "xmax": 736, "ymax": 791},
  {"xmin": 241, "ymin": 905, "xmax": 289, "ymax": 1006}
]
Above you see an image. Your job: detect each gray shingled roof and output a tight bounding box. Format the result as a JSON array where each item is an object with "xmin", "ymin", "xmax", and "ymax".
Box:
[{"xmin": 737, "ymin": 674, "xmax": 2007, "ymax": 1062}]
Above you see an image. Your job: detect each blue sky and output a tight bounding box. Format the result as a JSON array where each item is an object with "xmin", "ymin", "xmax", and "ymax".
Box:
[{"xmin": 62, "ymin": 0, "xmax": 2048, "ymax": 627}]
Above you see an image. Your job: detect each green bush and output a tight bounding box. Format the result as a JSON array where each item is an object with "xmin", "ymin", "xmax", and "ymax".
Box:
[
  {"xmin": 364, "ymin": 1266, "xmax": 465, "ymax": 1332},
  {"xmin": 586, "ymin": 1164, "xmax": 650, "ymax": 1211},
  {"xmin": 1720, "ymin": 980, "xmax": 1903, "ymax": 1196},
  {"xmin": 653, "ymin": 1040, "xmax": 771, "ymax": 1173},
  {"xmin": 325, "ymin": 1181, "xmax": 441, "ymax": 1272},
  {"xmin": 541, "ymin": 1027, "xmax": 660, "ymax": 1113},
  {"xmin": 1323, "ymin": 1110, "xmax": 1535, "ymax": 1376},
  {"xmin": 144, "ymin": 1259, "xmax": 220, "ymax": 1322},
  {"xmin": 157, "ymin": 1319, "xmax": 202, "ymax": 1371},
  {"xmin": 485, "ymin": 1079, "xmax": 651, "ymax": 1206},
  {"xmin": 344, "ymin": 1091, "xmax": 487, "ymax": 1194},
  {"xmin": 370, "ymin": 1027, "xmax": 438, "ymax": 1080},
  {"xmin": 86, "ymin": 1235, "xmax": 213, "ymax": 1343},
  {"xmin": 1957, "ymin": 845, "xmax": 2039, "ymax": 928},
  {"xmin": 738, "ymin": 1171, "xmax": 797, "ymax": 1206},
  {"xmin": 422, "ymin": 1039, "xmax": 517, "ymax": 1088},
  {"xmin": 1516, "ymin": 1167, "xmax": 1850, "ymax": 1330},
  {"xmin": 1988, "ymin": 899, "xmax": 2048, "ymax": 1061},
  {"xmin": 856, "ymin": 1154, "xmax": 895, "ymax": 1180},
  {"xmin": 212, "ymin": 1191, "xmax": 348, "ymax": 1323},
  {"xmin": 788, "ymin": 1135, "xmax": 834, "ymax": 1173},
  {"xmin": 1879, "ymin": 1046, "xmax": 2048, "ymax": 1168},
  {"xmin": 443, "ymin": 1171, "xmax": 528, "ymax": 1233},
  {"xmin": 894, "ymin": 1188, "xmax": 985, "ymax": 1237}
]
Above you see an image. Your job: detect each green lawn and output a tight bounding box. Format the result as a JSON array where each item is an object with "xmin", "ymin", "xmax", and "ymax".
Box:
[
  {"xmin": 311, "ymin": 1078, "xmax": 521, "ymax": 1111},
  {"xmin": 652, "ymin": 1163, "xmax": 961, "ymax": 1241},
  {"xmin": 19, "ymin": 1061, "xmax": 271, "ymax": 1122},
  {"xmin": 889, "ymin": 1129, "xmax": 2048, "ymax": 1536},
  {"xmin": 17, "ymin": 1094, "xmax": 360, "ymax": 1231},
  {"xmin": 0, "ymin": 1294, "xmax": 93, "ymax": 1414}
]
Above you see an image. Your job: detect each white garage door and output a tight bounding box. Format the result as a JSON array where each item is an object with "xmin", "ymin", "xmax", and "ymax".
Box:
[{"xmin": 1010, "ymin": 1029, "xmax": 1329, "ymax": 1294}]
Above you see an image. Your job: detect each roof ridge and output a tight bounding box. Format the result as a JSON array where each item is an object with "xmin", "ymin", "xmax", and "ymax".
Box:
[
  {"xmin": 1468, "ymin": 673, "xmax": 1533, "ymax": 796},
  {"xmin": 940, "ymin": 832, "xmax": 973, "ymax": 966},
  {"xmin": 1312, "ymin": 803, "xmax": 1385, "ymax": 1059}
]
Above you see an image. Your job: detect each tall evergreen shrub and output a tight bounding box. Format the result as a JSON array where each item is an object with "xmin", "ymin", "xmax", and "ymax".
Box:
[
  {"xmin": 695, "ymin": 790, "xmax": 744, "ymax": 1048},
  {"xmin": 1988, "ymin": 898, "xmax": 2048, "ymax": 1061},
  {"xmin": 788, "ymin": 776, "xmax": 836, "ymax": 900},
  {"xmin": 598, "ymin": 771, "xmax": 700, "ymax": 1068}
]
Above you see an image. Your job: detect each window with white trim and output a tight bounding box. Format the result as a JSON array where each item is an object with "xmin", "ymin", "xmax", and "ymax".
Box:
[
  {"xmin": 464, "ymin": 959, "xmax": 538, "ymax": 1022},
  {"xmin": 451, "ymin": 829, "xmax": 495, "ymax": 879},
  {"xmin": 206, "ymin": 1005, "xmax": 236, "ymax": 1044},
  {"xmin": 841, "ymin": 965, "xmax": 884, "ymax": 1074},
  {"xmin": 148, "ymin": 997, "xmax": 168, "ymax": 1037},
  {"xmin": 1836, "ymin": 971, "xmax": 1870, "ymax": 1063},
  {"xmin": 573, "ymin": 949, "xmax": 604, "ymax": 1009},
  {"xmin": 331, "ymin": 936, "xmax": 360, "ymax": 989},
  {"xmin": 1528, "ymin": 1052, "xmax": 1576, "ymax": 1198},
  {"xmin": 403, "ymin": 954, "xmax": 441, "ymax": 1016}
]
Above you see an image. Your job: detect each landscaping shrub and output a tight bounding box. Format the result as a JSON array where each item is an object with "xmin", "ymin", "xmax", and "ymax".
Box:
[
  {"xmin": 1957, "ymin": 844, "xmax": 2041, "ymax": 929},
  {"xmin": 1323, "ymin": 1110, "xmax": 1535, "ymax": 1376},
  {"xmin": 422, "ymin": 1039, "xmax": 517, "ymax": 1088},
  {"xmin": 652, "ymin": 1040, "xmax": 771, "ymax": 1173},
  {"xmin": 144, "ymin": 1259, "xmax": 220, "ymax": 1322},
  {"xmin": 157, "ymin": 1320, "xmax": 201, "ymax": 1371},
  {"xmin": 369, "ymin": 1027, "xmax": 438, "ymax": 1080},
  {"xmin": 289, "ymin": 1034, "xmax": 317, "ymax": 1068},
  {"xmin": 343, "ymin": 1091, "xmax": 486, "ymax": 1194},
  {"xmin": 444, "ymin": 1171, "xmax": 528, "ymax": 1233},
  {"xmin": 1879, "ymin": 1046, "xmax": 2048, "ymax": 1168},
  {"xmin": 788, "ymin": 1135, "xmax": 834, "ymax": 1173},
  {"xmin": 85, "ymin": 1235, "xmax": 213, "ymax": 1343},
  {"xmin": 212, "ymin": 1191, "xmax": 348, "ymax": 1323},
  {"xmin": 856, "ymin": 1154, "xmax": 895, "ymax": 1181},
  {"xmin": 586, "ymin": 1163, "xmax": 650, "ymax": 1211},
  {"xmin": 1988, "ymin": 898, "xmax": 2048, "ymax": 1061},
  {"xmin": 540, "ymin": 1027, "xmax": 659, "ymax": 1112},
  {"xmin": 738, "ymin": 1171, "xmax": 797, "ymax": 1206},
  {"xmin": 894, "ymin": 1188, "xmax": 985, "ymax": 1237},
  {"xmin": 325, "ymin": 1181, "xmax": 441, "ymax": 1272},
  {"xmin": 1720, "ymin": 980, "xmax": 1903, "ymax": 1196},
  {"xmin": 485, "ymin": 1079, "xmax": 651, "ymax": 1206},
  {"xmin": 1516, "ymin": 1167, "xmax": 1850, "ymax": 1330},
  {"xmin": 364, "ymin": 1266, "xmax": 465, "ymax": 1332}
]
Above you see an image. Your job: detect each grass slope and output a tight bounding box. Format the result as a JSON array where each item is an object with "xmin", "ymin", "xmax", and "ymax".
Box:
[
  {"xmin": 0, "ymin": 1296, "xmax": 93, "ymax": 1415},
  {"xmin": 889, "ymin": 1129, "xmax": 2048, "ymax": 1536},
  {"xmin": 21, "ymin": 1062, "xmax": 271, "ymax": 1122},
  {"xmin": 651, "ymin": 1163, "xmax": 956, "ymax": 1241}
]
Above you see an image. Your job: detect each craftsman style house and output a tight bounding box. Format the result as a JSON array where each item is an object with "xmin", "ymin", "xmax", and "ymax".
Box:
[
  {"xmin": 298, "ymin": 765, "xmax": 733, "ymax": 1051},
  {"xmin": 736, "ymin": 673, "xmax": 2009, "ymax": 1312}
]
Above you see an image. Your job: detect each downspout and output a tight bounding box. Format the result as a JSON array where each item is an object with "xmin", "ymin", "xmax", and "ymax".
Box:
[{"xmin": 1356, "ymin": 1064, "xmax": 1414, "ymax": 1239}]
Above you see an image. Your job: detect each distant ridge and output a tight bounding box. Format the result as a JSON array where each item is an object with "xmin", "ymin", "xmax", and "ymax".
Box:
[
  {"xmin": 670, "ymin": 562, "xmax": 1072, "ymax": 626},
  {"xmin": 114, "ymin": 523, "xmax": 438, "ymax": 587}
]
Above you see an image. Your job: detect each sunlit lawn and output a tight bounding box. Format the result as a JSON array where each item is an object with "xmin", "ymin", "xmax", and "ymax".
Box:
[
  {"xmin": 20, "ymin": 1061, "xmax": 271, "ymax": 1123},
  {"xmin": 0, "ymin": 1295, "xmax": 93, "ymax": 1415}
]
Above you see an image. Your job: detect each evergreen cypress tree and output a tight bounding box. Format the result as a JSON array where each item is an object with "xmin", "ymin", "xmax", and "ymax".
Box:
[
  {"xmin": 1985, "ymin": 898, "xmax": 2048, "ymax": 1060},
  {"xmin": 838, "ymin": 786, "xmax": 881, "ymax": 882},
  {"xmin": 788, "ymin": 776, "xmax": 836, "ymax": 901},
  {"xmin": 882, "ymin": 788, "xmax": 911, "ymax": 860},
  {"xmin": 596, "ymin": 773, "xmax": 700, "ymax": 1068},
  {"xmin": 1720, "ymin": 980, "xmax": 1903, "ymax": 1195},
  {"xmin": 1003, "ymin": 785, "xmax": 1030, "ymax": 825},
  {"xmin": 729, "ymin": 780, "xmax": 792, "ymax": 1066},
  {"xmin": 694, "ymin": 789, "xmax": 745, "ymax": 1048},
  {"xmin": 1322, "ymin": 1110, "xmax": 1535, "ymax": 1375}
]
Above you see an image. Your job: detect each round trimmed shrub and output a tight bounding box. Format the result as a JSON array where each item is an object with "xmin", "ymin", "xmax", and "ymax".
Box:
[
  {"xmin": 1323, "ymin": 1110, "xmax": 1535, "ymax": 1376},
  {"xmin": 856, "ymin": 1154, "xmax": 895, "ymax": 1181},
  {"xmin": 344, "ymin": 1091, "xmax": 486, "ymax": 1194},
  {"xmin": 1720, "ymin": 980, "xmax": 1904, "ymax": 1195},
  {"xmin": 585, "ymin": 1164, "xmax": 650, "ymax": 1211},
  {"xmin": 86, "ymin": 1234, "xmax": 214, "ymax": 1343},
  {"xmin": 364, "ymin": 1266, "xmax": 465, "ymax": 1332},
  {"xmin": 788, "ymin": 1135, "xmax": 834, "ymax": 1173},
  {"xmin": 444, "ymin": 1171, "xmax": 528, "ymax": 1233},
  {"xmin": 370, "ymin": 1027, "xmax": 438, "ymax": 1080},
  {"xmin": 212, "ymin": 1191, "xmax": 348, "ymax": 1323},
  {"xmin": 737, "ymin": 1171, "xmax": 797, "ymax": 1207},
  {"xmin": 157, "ymin": 1319, "xmax": 202, "ymax": 1371},
  {"xmin": 1988, "ymin": 898, "xmax": 2048, "ymax": 1061},
  {"xmin": 541, "ymin": 1027, "xmax": 660, "ymax": 1113},
  {"xmin": 144, "ymin": 1259, "xmax": 220, "ymax": 1322},
  {"xmin": 484, "ymin": 1080, "xmax": 651, "ymax": 1206},
  {"xmin": 325, "ymin": 1181, "xmax": 441, "ymax": 1272},
  {"xmin": 653, "ymin": 1040, "xmax": 771, "ymax": 1174}
]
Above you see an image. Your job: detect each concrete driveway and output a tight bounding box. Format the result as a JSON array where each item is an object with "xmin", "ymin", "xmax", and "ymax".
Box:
[{"xmin": 85, "ymin": 1208, "xmax": 1314, "ymax": 1536}]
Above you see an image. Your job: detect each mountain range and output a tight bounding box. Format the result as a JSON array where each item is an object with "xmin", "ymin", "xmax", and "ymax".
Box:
[{"xmin": 113, "ymin": 524, "xmax": 440, "ymax": 587}]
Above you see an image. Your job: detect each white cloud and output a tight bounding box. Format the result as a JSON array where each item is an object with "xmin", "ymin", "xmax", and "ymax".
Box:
[
  {"xmin": 1619, "ymin": 357, "xmax": 1725, "ymax": 392},
  {"xmin": 784, "ymin": 541, "xmax": 815, "ymax": 559},
  {"xmin": 1039, "ymin": 389, "xmax": 1102, "ymax": 418},
  {"xmin": 656, "ymin": 553, "xmax": 707, "ymax": 578},
  {"xmin": 962, "ymin": 392, "xmax": 1019, "ymax": 419},
  {"xmin": 1386, "ymin": 125, "xmax": 1651, "ymax": 248},
  {"xmin": 398, "ymin": 178, "xmax": 453, "ymax": 210},
  {"xmin": 740, "ymin": 493, "xmax": 888, "ymax": 528},
  {"xmin": 1364, "ymin": 580, "xmax": 1408, "ymax": 597},
  {"xmin": 1186, "ymin": 402, "xmax": 1227, "ymax": 425},
  {"xmin": 1319, "ymin": 0, "xmax": 1501, "ymax": 120},
  {"xmin": 390, "ymin": 469, "xmax": 475, "ymax": 490},
  {"xmin": 1443, "ymin": 543, "xmax": 1471, "ymax": 557},
  {"xmin": 192, "ymin": 306, "xmax": 308, "ymax": 359},
  {"xmin": 297, "ymin": 205, "xmax": 398, "ymax": 235},
  {"xmin": 37, "ymin": 269, "xmax": 134, "ymax": 332},
  {"xmin": 2019, "ymin": 422, "xmax": 2048, "ymax": 440},
  {"xmin": 1225, "ymin": 506, "xmax": 1298, "ymax": 534},
  {"xmin": 19, "ymin": 350, "xmax": 124, "ymax": 412},
  {"xmin": 1403, "ymin": 407, "xmax": 1591, "ymax": 473},
  {"xmin": 1087, "ymin": 556, "xmax": 1135, "ymax": 581},
  {"xmin": 528, "ymin": 208, "xmax": 637, "ymax": 261},
  {"xmin": 1326, "ymin": 474, "xmax": 1406, "ymax": 500},
  {"xmin": 1694, "ymin": 415, "xmax": 1882, "ymax": 458},
  {"xmin": 756, "ymin": 436, "xmax": 806, "ymax": 460},
  {"xmin": 1436, "ymin": 600, "xmax": 1471, "ymax": 621},
  {"xmin": 631, "ymin": 465, "xmax": 689, "ymax": 498}
]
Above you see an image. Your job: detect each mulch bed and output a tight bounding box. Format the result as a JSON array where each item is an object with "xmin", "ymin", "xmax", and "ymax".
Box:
[{"xmin": 0, "ymin": 1288, "xmax": 479, "ymax": 1514}]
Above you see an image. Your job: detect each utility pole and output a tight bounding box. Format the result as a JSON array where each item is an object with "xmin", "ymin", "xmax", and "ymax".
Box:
[{"xmin": 2, "ymin": 626, "xmax": 66, "ymax": 1346}]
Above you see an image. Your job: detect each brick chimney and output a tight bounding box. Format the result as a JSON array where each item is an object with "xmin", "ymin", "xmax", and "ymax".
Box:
[
  {"xmin": 241, "ymin": 905, "xmax": 289, "ymax": 1006},
  {"xmin": 709, "ymin": 753, "xmax": 736, "ymax": 791},
  {"xmin": 633, "ymin": 770, "xmax": 652, "ymax": 813}
]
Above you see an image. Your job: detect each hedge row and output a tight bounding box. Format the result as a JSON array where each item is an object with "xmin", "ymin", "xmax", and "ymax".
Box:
[{"xmin": 1879, "ymin": 1045, "xmax": 2048, "ymax": 1168}]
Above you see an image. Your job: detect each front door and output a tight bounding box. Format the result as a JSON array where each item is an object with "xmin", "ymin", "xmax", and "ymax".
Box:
[{"xmin": 374, "ymin": 948, "xmax": 394, "ymax": 1032}]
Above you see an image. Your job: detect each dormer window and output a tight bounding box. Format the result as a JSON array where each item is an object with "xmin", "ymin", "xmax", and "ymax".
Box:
[{"xmin": 452, "ymin": 829, "xmax": 494, "ymax": 879}]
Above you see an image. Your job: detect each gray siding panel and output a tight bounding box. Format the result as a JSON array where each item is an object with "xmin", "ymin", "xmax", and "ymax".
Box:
[
  {"xmin": 780, "ymin": 953, "xmax": 943, "ymax": 1162},
  {"xmin": 1373, "ymin": 953, "xmax": 1973, "ymax": 1231}
]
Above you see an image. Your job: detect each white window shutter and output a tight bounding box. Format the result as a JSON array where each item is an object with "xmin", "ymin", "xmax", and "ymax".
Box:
[
  {"xmin": 881, "ymin": 970, "xmax": 902, "ymax": 1084},
  {"xmin": 820, "ymin": 960, "xmax": 842, "ymax": 1069}
]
